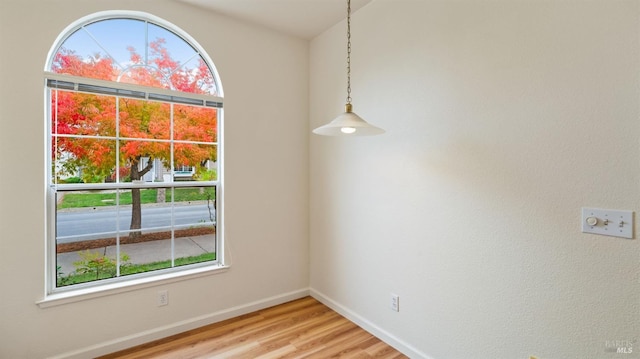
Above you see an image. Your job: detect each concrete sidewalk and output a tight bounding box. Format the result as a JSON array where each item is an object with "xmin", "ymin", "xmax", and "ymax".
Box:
[{"xmin": 56, "ymin": 235, "xmax": 215, "ymax": 275}]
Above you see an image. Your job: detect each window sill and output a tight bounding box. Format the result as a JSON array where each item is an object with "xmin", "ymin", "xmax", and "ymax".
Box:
[{"xmin": 37, "ymin": 264, "xmax": 230, "ymax": 309}]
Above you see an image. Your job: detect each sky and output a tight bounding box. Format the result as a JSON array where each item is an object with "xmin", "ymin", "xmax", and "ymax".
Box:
[{"xmin": 59, "ymin": 18, "xmax": 206, "ymax": 80}]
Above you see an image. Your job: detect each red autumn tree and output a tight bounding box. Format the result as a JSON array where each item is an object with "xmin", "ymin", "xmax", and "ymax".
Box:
[{"xmin": 52, "ymin": 39, "xmax": 217, "ymax": 237}]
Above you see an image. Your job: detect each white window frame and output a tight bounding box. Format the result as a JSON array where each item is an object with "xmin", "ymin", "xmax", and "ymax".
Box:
[{"xmin": 40, "ymin": 11, "xmax": 225, "ymax": 305}]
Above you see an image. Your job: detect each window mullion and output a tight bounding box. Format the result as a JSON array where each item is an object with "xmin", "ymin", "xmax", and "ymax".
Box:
[
  {"xmin": 115, "ymin": 97, "xmax": 121, "ymax": 277},
  {"xmin": 170, "ymin": 103, "xmax": 175, "ymax": 268}
]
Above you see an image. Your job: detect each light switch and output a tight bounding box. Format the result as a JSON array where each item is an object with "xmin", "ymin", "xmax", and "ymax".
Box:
[{"xmin": 581, "ymin": 208, "xmax": 634, "ymax": 239}]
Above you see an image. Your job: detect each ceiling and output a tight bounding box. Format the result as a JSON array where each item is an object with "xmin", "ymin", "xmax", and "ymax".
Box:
[{"xmin": 177, "ymin": 0, "xmax": 373, "ymax": 40}]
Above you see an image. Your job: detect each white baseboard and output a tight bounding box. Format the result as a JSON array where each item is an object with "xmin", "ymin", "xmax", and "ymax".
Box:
[
  {"xmin": 310, "ymin": 288, "xmax": 432, "ymax": 359},
  {"xmin": 48, "ymin": 288, "xmax": 310, "ymax": 359}
]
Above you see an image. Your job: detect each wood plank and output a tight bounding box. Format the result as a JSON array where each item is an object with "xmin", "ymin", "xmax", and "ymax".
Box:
[{"xmin": 97, "ymin": 296, "xmax": 408, "ymax": 359}]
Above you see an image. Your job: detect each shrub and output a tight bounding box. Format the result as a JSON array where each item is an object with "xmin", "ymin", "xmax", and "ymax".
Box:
[
  {"xmin": 72, "ymin": 250, "xmax": 131, "ymax": 280},
  {"xmin": 61, "ymin": 176, "xmax": 83, "ymax": 184}
]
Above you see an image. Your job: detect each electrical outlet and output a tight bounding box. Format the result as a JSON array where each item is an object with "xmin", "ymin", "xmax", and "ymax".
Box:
[
  {"xmin": 390, "ymin": 293, "xmax": 399, "ymax": 312},
  {"xmin": 158, "ymin": 290, "xmax": 168, "ymax": 306}
]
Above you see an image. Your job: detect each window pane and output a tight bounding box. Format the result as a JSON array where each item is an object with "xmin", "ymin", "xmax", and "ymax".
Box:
[
  {"xmin": 174, "ymin": 144, "xmax": 217, "ymax": 181},
  {"xmin": 148, "ymin": 23, "xmax": 199, "ymax": 69},
  {"xmin": 119, "ymin": 141, "xmax": 171, "ymax": 183},
  {"xmin": 119, "ymin": 98, "xmax": 170, "ymax": 140},
  {"xmin": 56, "ymin": 190, "xmax": 119, "ymax": 241},
  {"xmin": 83, "ymin": 19, "xmax": 147, "ymax": 71},
  {"xmin": 51, "ymin": 90, "xmax": 116, "ymax": 137},
  {"xmin": 56, "ymin": 248, "xmax": 122, "ymax": 287},
  {"xmin": 175, "ymin": 225, "xmax": 216, "ymax": 267},
  {"xmin": 171, "ymin": 56, "xmax": 218, "ymax": 95},
  {"xmin": 54, "ymin": 19, "xmax": 146, "ymax": 82},
  {"xmin": 173, "ymin": 186, "xmax": 216, "ymax": 267},
  {"xmin": 174, "ymin": 104, "xmax": 217, "ymax": 142},
  {"xmin": 53, "ymin": 138, "xmax": 117, "ymax": 184},
  {"xmin": 56, "ymin": 189, "xmax": 122, "ymax": 287},
  {"xmin": 117, "ymin": 188, "xmax": 173, "ymax": 231},
  {"xmin": 118, "ymin": 237, "xmax": 173, "ymax": 276},
  {"xmin": 147, "ymin": 22, "xmax": 218, "ymax": 95},
  {"xmin": 173, "ymin": 186, "xmax": 216, "ymax": 226},
  {"xmin": 51, "ymin": 33, "xmax": 119, "ymax": 82}
]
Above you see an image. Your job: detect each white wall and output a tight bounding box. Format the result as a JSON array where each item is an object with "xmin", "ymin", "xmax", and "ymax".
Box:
[
  {"xmin": 2, "ymin": 0, "xmax": 639, "ymax": 358},
  {"xmin": 0, "ymin": 1, "xmax": 309, "ymax": 358},
  {"xmin": 310, "ymin": 1, "xmax": 640, "ymax": 358}
]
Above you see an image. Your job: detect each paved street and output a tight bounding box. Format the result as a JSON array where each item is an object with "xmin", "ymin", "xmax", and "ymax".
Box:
[{"xmin": 57, "ymin": 203, "xmax": 215, "ymax": 243}]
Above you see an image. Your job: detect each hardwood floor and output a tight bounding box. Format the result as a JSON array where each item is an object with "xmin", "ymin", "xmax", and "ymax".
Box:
[{"xmin": 98, "ymin": 296, "xmax": 408, "ymax": 359}]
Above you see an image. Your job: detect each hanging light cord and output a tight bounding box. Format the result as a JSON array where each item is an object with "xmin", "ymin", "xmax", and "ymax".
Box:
[{"xmin": 346, "ymin": 0, "xmax": 352, "ymax": 106}]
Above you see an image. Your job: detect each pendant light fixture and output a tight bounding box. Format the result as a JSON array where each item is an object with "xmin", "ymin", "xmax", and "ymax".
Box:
[{"xmin": 313, "ymin": 0, "xmax": 384, "ymax": 136}]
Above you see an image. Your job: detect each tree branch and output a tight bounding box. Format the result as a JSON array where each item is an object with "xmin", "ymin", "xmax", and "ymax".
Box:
[{"xmin": 138, "ymin": 157, "xmax": 154, "ymax": 177}]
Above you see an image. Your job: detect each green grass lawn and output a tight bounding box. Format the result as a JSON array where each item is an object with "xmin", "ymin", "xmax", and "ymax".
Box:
[{"xmin": 58, "ymin": 188, "xmax": 215, "ymax": 209}]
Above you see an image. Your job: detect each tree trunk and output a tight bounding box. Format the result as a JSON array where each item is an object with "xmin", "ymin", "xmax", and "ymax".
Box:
[
  {"xmin": 129, "ymin": 157, "xmax": 154, "ymax": 238},
  {"xmin": 129, "ymin": 164, "xmax": 142, "ymax": 238}
]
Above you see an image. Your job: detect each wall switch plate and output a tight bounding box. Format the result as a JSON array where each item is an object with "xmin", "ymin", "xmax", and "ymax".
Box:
[
  {"xmin": 582, "ymin": 208, "xmax": 633, "ymax": 239},
  {"xmin": 390, "ymin": 293, "xmax": 399, "ymax": 312}
]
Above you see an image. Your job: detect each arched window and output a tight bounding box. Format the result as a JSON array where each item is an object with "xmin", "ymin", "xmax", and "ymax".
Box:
[{"xmin": 45, "ymin": 12, "xmax": 223, "ymax": 294}]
